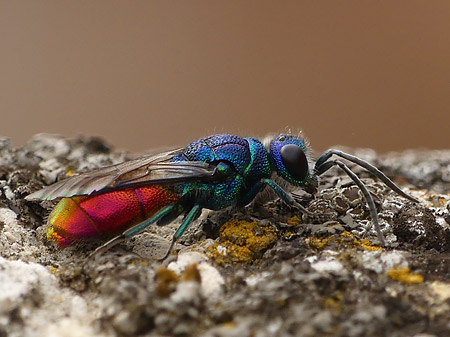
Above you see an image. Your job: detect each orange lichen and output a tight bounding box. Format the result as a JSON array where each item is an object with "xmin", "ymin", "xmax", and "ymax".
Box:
[
  {"xmin": 387, "ymin": 267, "xmax": 424, "ymax": 284},
  {"xmin": 206, "ymin": 218, "xmax": 277, "ymax": 265}
]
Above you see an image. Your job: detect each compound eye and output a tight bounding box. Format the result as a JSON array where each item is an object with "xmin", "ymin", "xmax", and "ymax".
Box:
[{"xmin": 280, "ymin": 144, "xmax": 308, "ymax": 181}]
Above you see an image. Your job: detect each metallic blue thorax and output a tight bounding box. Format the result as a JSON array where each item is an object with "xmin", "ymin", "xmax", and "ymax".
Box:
[{"xmin": 171, "ymin": 134, "xmax": 273, "ymax": 210}]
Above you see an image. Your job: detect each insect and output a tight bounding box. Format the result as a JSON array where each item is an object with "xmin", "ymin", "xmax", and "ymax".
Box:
[{"xmin": 26, "ymin": 134, "xmax": 418, "ymax": 259}]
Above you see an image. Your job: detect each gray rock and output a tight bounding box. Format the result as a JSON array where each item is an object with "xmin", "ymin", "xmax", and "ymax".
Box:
[{"xmin": 1, "ymin": 134, "xmax": 449, "ymax": 337}]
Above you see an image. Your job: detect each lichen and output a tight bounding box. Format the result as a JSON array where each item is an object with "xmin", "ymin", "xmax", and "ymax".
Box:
[
  {"xmin": 387, "ymin": 267, "xmax": 424, "ymax": 284},
  {"xmin": 287, "ymin": 215, "xmax": 301, "ymax": 225},
  {"xmin": 206, "ymin": 218, "xmax": 277, "ymax": 264},
  {"xmin": 323, "ymin": 293, "xmax": 343, "ymax": 314},
  {"xmin": 307, "ymin": 231, "xmax": 382, "ymax": 251},
  {"xmin": 155, "ymin": 267, "xmax": 179, "ymax": 297}
]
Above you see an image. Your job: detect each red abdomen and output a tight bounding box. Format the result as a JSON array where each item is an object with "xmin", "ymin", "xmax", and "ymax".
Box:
[{"xmin": 47, "ymin": 186, "xmax": 179, "ymax": 247}]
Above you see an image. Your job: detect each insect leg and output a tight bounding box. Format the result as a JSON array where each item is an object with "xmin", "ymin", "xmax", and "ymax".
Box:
[
  {"xmin": 158, "ymin": 204, "xmax": 202, "ymax": 261},
  {"xmin": 156, "ymin": 204, "xmax": 185, "ymax": 227},
  {"xmin": 262, "ymin": 179, "xmax": 315, "ymax": 216},
  {"xmin": 315, "ymin": 150, "xmax": 419, "ymax": 203},
  {"xmin": 88, "ymin": 204, "xmax": 177, "ymax": 259},
  {"xmin": 237, "ymin": 180, "xmax": 265, "ymax": 206},
  {"xmin": 315, "ymin": 159, "xmax": 386, "ymax": 245}
]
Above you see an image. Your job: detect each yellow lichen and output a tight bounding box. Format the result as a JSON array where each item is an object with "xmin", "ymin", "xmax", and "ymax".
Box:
[
  {"xmin": 323, "ymin": 293, "xmax": 343, "ymax": 314},
  {"xmin": 340, "ymin": 231, "xmax": 382, "ymax": 251},
  {"xmin": 339, "ymin": 231, "xmax": 354, "ymax": 240},
  {"xmin": 307, "ymin": 231, "xmax": 382, "ymax": 251},
  {"xmin": 283, "ymin": 231, "xmax": 294, "ymax": 239},
  {"xmin": 206, "ymin": 218, "xmax": 277, "ymax": 265},
  {"xmin": 307, "ymin": 237, "xmax": 330, "ymax": 250},
  {"xmin": 359, "ymin": 239, "xmax": 382, "ymax": 251},
  {"xmin": 387, "ymin": 267, "xmax": 424, "ymax": 284},
  {"xmin": 65, "ymin": 168, "xmax": 75, "ymax": 176},
  {"xmin": 223, "ymin": 322, "xmax": 236, "ymax": 329},
  {"xmin": 130, "ymin": 259, "xmax": 148, "ymax": 267},
  {"xmin": 287, "ymin": 215, "xmax": 301, "ymax": 226}
]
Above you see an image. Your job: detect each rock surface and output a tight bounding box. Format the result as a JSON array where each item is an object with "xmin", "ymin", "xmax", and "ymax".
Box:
[{"xmin": 0, "ymin": 134, "xmax": 449, "ymax": 337}]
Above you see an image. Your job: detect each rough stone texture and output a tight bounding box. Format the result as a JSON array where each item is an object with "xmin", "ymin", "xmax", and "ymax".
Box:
[{"xmin": 0, "ymin": 134, "xmax": 449, "ymax": 337}]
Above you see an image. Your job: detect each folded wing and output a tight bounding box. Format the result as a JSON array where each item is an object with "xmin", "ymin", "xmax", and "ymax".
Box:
[{"xmin": 26, "ymin": 149, "xmax": 217, "ymax": 200}]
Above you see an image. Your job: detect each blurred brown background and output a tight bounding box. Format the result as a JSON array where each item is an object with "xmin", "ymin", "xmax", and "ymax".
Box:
[{"xmin": 1, "ymin": 1, "xmax": 449, "ymax": 154}]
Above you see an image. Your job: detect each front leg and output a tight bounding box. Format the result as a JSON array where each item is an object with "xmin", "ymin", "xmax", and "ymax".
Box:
[
  {"xmin": 238, "ymin": 178, "xmax": 314, "ymax": 216},
  {"xmin": 262, "ymin": 179, "xmax": 314, "ymax": 215}
]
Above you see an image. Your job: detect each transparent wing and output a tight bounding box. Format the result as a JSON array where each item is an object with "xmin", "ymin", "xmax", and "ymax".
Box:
[{"xmin": 26, "ymin": 148, "xmax": 217, "ymax": 201}]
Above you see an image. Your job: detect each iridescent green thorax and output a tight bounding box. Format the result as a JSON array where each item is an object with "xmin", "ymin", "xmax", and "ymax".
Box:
[{"xmin": 171, "ymin": 135, "xmax": 273, "ymax": 210}]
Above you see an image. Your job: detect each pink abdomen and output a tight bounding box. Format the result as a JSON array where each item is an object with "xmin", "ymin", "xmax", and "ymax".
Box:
[{"xmin": 47, "ymin": 186, "xmax": 179, "ymax": 247}]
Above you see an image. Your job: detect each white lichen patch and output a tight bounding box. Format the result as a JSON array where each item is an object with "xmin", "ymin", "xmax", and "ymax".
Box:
[
  {"xmin": 0, "ymin": 257, "xmax": 101, "ymax": 337},
  {"xmin": 0, "ymin": 258, "xmax": 48, "ymax": 314},
  {"xmin": 245, "ymin": 271, "xmax": 271, "ymax": 287},
  {"xmin": 215, "ymin": 244, "xmax": 227, "ymax": 256},
  {"xmin": 429, "ymin": 281, "xmax": 450, "ymax": 304},
  {"xmin": 43, "ymin": 317, "xmax": 102, "ymax": 337},
  {"xmin": 306, "ymin": 251, "xmax": 345, "ymax": 274},
  {"xmin": 170, "ymin": 280, "xmax": 202, "ymax": 304},
  {"xmin": 0, "ymin": 208, "xmax": 24, "ymax": 250},
  {"xmin": 38, "ymin": 158, "xmax": 65, "ymax": 185},
  {"xmin": 361, "ymin": 250, "xmax": 409, "ymax": 273},
  {"xmin": 0, "ymin": 208, "xmax": 42, "ymax": 259},
  {"xmin": 2, "ymin": 186, "xmax": 15, "ymax": 201},
  {"xmin": 0, "ymin": 208, "xmax": 18, "ymax": 236},
  {"xmin": 168, "ymin": 251, "xmax": 209, "ymax": 273},
  {"xmin": 27, "ymin": 134, "xmax": 71, "ymax": 160},
  {"xmin": 168, "ymin": 251, "xmax": 224, "ymax": 303}
]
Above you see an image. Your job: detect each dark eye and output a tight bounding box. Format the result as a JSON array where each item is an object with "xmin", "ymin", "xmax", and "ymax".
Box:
[{"xmin": 280, "ymin": 144, "xmax": 308, "ymax": 181}]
